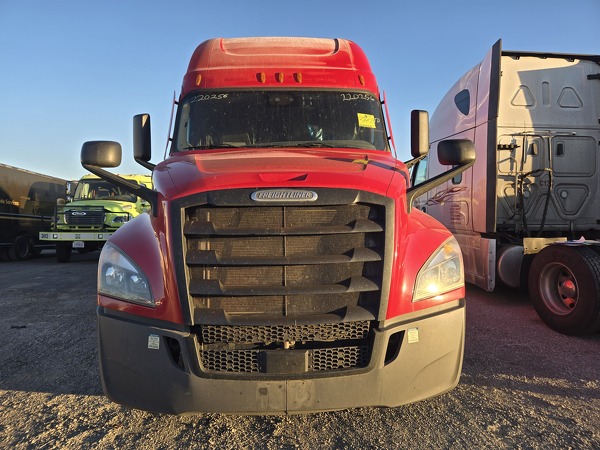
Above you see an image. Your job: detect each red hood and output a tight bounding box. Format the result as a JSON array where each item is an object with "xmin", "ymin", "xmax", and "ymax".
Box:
[{"xmin": 153, "ymin": 148, "xmax": 407, "ymax": 199}]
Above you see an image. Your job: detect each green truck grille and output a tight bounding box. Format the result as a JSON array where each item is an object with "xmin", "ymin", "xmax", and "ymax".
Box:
[{"xmin": 64, "ymin": 207, "xmax": 105, "ymax": 227}]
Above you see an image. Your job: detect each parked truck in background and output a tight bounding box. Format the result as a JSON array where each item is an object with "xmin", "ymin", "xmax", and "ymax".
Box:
[
  {"xmin": 39, "ymin": 173, "xmax": 152, "ymax": 262},
  {"xmin": 411, "ymin": 39, "xmax": 600, "ymax": 335},
  {"xmin": 0, "ymin": 163, "xmax": 67, "ymax": 261},
  {"xmin": 80, "ymin": 37, "xmax": 476, "ymax": 414}
]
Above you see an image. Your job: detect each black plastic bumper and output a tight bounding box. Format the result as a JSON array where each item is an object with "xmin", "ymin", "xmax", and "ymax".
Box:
[{"xmin": 97, "ymin": 301, "xmax": 465, "ymax": 414}]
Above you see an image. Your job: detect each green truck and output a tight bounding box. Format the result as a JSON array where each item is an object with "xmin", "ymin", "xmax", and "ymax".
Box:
[{"xmin": 40, "ymin": 173, "xmax": 152, "ymax": 262}]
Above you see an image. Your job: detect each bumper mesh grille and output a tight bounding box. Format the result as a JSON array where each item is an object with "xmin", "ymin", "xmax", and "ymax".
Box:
[
  {"xmin": 200, "ymin": 346, "xmax": 371, "ymax": 373},
  {"xmin": 201, "ymin": 349, "xmax": 260, "ymax": 373},
  {"xmin": 201, "ymin": 321, "xmax": 370, "ymax": 344}
]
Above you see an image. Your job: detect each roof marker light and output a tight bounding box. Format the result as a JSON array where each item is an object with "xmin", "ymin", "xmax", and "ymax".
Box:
[
  {"xmin": 196, "ymin": 74, "xmax": 202, "ymax": 86},
  {"xmin": 276, "ymin": 72, "xmax": 284, "ymax": 83},
  {"xmin": 257, "ymin": 72, "xmax": 266, "ymax": 83},
  {"xmin": 294, "ymin": 72, "xmax": 302, "ymax": 83},
  {"xmin": 358, "ymin": 74, "xmax": 365, "ymax": 86}
]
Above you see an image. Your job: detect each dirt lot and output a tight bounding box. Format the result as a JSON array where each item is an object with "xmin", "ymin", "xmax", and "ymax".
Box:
[{"xmin": 1, "ymin": 251, "xmax": 599, "ymax": 449}]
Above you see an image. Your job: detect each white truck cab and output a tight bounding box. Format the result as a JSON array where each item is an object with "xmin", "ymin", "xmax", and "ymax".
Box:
[{"xmin": 412, "ymin": 39, "xmax": 600, "ymax": 335}]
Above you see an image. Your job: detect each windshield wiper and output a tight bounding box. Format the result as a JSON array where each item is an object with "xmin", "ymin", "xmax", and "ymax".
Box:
[
  {"xmin": 286, "ymin": 142, "xmax": 335, "ymax": 148},
  {"xmin": 182, "ymin": 144, "xmax": 241, "ymax": 150},
  {"xmin": 244, "ymin": 144, "xmax": 283, "ymax": 148},
  {"xmin": 183, "ymin": 142, "xmax": 338, "ymax": 150}
]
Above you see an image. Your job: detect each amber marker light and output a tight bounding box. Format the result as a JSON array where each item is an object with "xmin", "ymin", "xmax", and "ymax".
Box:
[
  {"xmin": 294, "ymin": 72, "xmax": 302, "ymax": 83},
  {"xmin": 358, "ymin": 74, "xmax": 365, "ymax": 86},
  {"xmin": 276, "ymin": 72, "xmax": 284, "ymax": 83},
  {"xmin": 257, "ymin": 72, "xmax": 266, "ymax": 83},
  {"xmin": 196, "ymin": 74, "xmax": 202, "ymax": 86}
]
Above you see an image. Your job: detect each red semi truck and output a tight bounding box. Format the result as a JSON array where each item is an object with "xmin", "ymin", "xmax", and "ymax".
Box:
[{"xmin": 81, "ymin": 37, "xmax": 475, "ymax": 414}]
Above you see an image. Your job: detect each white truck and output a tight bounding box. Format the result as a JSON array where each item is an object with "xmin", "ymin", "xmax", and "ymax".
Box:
[{"xmin": 411, "ymin": 39, "xmax": 600, "ymax": 335}]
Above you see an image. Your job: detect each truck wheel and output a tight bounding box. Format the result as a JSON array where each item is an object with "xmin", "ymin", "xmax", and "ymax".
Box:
[
  {"xmin": 9, "ymin": 236, "xmax": 34, "ymax": 261},
  {"xmin": 56, "ymin": 242, "xmax": 72, "ymax": 263},
  {"xmin": 0, "ymin": 248, "xmax": 10, "ymax": 262},
  {"xmin": 528, "ymin": 245, "xmax": 600, "ymax": 335},
  {"xmin": 590, "ymin": 245, "xmax": 600, "ymax": 257}
]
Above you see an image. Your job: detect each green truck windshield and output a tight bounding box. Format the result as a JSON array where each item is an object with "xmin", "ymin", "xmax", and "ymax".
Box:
[
  {"xmin": 74, "ymin": 180, "xmax": 137, "ymax": 203},
  {"xmin": 174, "ymin": 90, "xmax": 388, "ymax": 152}
]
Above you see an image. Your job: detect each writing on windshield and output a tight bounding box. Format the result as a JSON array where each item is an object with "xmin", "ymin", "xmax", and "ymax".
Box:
[{"xmin": 173, "ymin": 90, "xmax": 388, "ymax": 151}]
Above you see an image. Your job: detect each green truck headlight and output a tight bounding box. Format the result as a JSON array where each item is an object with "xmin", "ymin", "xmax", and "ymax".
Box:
[
  {"xmin": 111, "ymin": 215, "xmax": 130, "ymax": 224},
  {"xmin": 98, "ymin": 243, "xmax": 154, "ymax": 307},
  {"xmin": 413, "ymin": 237, "xmax": 464, "ymax": 302},
  {"xmin": 57, "ymin": 210, "xmax": 67, "ymax": 224}
]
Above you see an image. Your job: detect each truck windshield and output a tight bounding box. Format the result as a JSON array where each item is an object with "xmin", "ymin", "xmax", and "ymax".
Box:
[
  {"xmin": 74, "ymin": 180, "xmax": 137, "ymax": 203},
  {"xmin": 173, "ymin": 90, "xmax": 388, "ymax": 152}
]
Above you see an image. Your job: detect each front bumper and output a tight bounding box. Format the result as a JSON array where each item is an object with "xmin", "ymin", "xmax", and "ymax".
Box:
[
  {"xmin": 97, "ymin": 300, "xmax": 465, "ymax": 415},
  {"xmin": 39, "ymin": 231, "xmax": 113, "ymax": 241}
]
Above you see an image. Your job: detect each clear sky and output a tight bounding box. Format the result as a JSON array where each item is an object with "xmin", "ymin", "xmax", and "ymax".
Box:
[{"xmin": 1, "ymin": 0, "xmax": 598, "ymax": 181}]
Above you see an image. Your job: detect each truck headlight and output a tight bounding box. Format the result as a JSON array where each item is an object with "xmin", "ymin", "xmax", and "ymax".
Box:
[
  {"xmin": 413, "ymin": 237, "xmax": 464, "ymax": 302},
  {"xmin": 98, "ymin": 243, "xmax": 154, "ymax": 307},
  {"xmin": 111, "ymin": 215, "xmax": 130, "ymax": 224},
  {"xmin": 57, "ymin": 210, "xmax": 67, "ymax": 224}
]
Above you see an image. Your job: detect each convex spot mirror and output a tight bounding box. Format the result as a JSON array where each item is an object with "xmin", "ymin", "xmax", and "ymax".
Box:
[
  {"xmin": 81, "ymin": 141, "xmax": 122, "ymax": 168},
  {"xmin": 438, "ymin": 139, "xmax": 476, "ymax": 166}
]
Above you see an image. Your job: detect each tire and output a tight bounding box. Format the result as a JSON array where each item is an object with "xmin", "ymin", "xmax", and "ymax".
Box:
[
  {"xmin": 589, "ymin": 245, "xmax": 600, "ymax": 258},
  {"xmin": 519, "ymin": 253, "xmax": 535, "ymax": 295},
  {"xmin": 56, "ymin": 242, "xmax": 72, "ymax": 263},
  {"xmin": 9, "ymin": 235, "xmax": 34, "ymax": 261},
  {"xmin": 0, "ymin": 247, "xmax": 10, "ymax": 262},
  {"xmin": 528, "ymin": 245, "xmax": 600, "ymax": 335}
]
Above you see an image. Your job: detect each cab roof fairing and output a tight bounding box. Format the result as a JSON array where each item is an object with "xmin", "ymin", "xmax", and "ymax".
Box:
[{"xmin": 181, "ymin": 37, "xmax": 380, "ymax": 96}]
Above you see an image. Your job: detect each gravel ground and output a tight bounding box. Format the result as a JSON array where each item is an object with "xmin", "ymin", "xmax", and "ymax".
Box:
[{"xmin": 1, "ymin": 251, "xmax": 599, "ymax": 449}]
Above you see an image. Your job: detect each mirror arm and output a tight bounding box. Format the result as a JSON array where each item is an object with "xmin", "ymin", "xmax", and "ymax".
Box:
[
  {"xmin": 81, "ymin": 163, "xmax": 158, "ymax": 216},
  {"xmin": 403, "ymin": 153, "xmax": 428, "ymax": 170},
  {"xmin": 405, "ymin": 160, "xmax": 475, "ymax": 213},
  {"xmin": 134, "ymin": 158, "xmax": 156, "ymax": 171}
]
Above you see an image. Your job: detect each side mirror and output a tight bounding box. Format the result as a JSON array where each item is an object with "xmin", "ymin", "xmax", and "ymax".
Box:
[
  {"xmin": 81, "ymin": 141, "xmax": 122, "ymax": 167},
  {"xmin": 405, "ymin": 139, "xmax": 476, "ymax": 213},
  {"xmin": 80, "ymin": 140, "xmax": 158, "ymax": 214},
  {"xmin": 134, "ymin": 114, "xmax": 155, "ymax": 170},
  {"xmin": 404, "ymin": 110, "xmax": 429, "ymax": 169},
  {"xmin": 410, "ymin": 110, "xmax": 429, "ymax": 158},
  {"xmin": 438, "ymin": 139, "xmax": 475, "ymax": 166}
]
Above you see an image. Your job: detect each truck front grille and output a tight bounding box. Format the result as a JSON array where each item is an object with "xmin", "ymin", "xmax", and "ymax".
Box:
[
  {"xmin": 176, "ymin": 189, "xmax": 391, "ymax": 376},
  {"xmin": 64, "ymin": 207, "xmax": 105, "ymax": 226}
]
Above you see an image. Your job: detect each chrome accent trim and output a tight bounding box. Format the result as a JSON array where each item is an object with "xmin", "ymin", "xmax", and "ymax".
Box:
[{"xmin": 251, "ymin": 189, "xmax": 318, "ymax": 202}]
